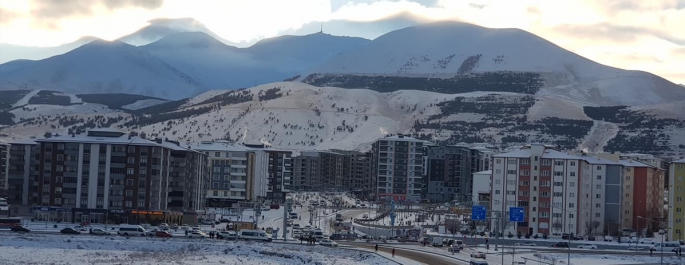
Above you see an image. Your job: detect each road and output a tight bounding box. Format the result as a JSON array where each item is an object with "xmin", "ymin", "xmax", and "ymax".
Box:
[{"xmin": 341, "ymin": 241, "xmax": 466, "ymax": 265}]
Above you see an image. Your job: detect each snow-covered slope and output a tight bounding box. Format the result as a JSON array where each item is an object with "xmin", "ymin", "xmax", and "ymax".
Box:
[
  {"xmin": 117, "ymin": 18, "xmax": 238, "ymax": 47},
  {"xmin": 0, "ymin": 36, "xmax": 98, "ymax": 64},
  {"xmin": 305, "ymin": 21, "xmax": 685, "ymax": 107},
  {"xmin": 0, "ymin": 40, "xmax": 207, "ymax": 99}
]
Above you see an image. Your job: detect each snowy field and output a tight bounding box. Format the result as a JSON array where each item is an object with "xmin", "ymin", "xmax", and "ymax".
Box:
[{"xmin": 0, "ymin": 233, "xmax": 393, "ymax": 265}]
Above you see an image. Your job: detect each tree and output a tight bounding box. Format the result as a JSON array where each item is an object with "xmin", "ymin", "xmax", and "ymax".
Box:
[
  {"xmin": 446, "ymin": 218, "xmax": 461, "ymax": 238},
  {"xmin": 591, "ymin": 221, "xmax": 601, "ymax": 235},
  {"xmin": 585, "ymin": 222, "xmax": 593, "ymax": 236}
]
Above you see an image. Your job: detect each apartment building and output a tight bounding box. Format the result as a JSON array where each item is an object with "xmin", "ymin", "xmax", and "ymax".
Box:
[
  {"xmin": 669, "ymin": 158, "xmax": 685, "ymax": 241},
  {"xmin": 320, "ymin": 151, "xmax": 345, "ymax": 191},
  {"xmin": 292, "ymin": 151, "xmax": 319, "ymax": 191},
  {"xmin": 343, "ymin": 151, "xmax": 372, "ymax": 195},
  {"xmin": 577, "ymin": 155, "xmax": 623, "ymax": 237},
  {"xmin": 189, "ymin": 141, "xmax": 255, "ymax": 207},
  {"xmin": 471, "ymin": 170, "xmax": 491, "ymax": 207},
  {"xmin": 620, "ymin": 153, "xmax": 667, "ymax": 188},
  {"xmin": 161, "ymin": 141, "xmax": 208, "ymax": 212},
  {"xmin": 491, "ymin": 144, "xmax": 581, "ymax": 236},
  {"xmin": 0, "ymin": 142, "xmax": 10, "ymax": 200},
  {"xmin": 371, "ymin": 135, "xmax": 425, "ymax": 202},
  {"xmin": 424, "ymin": 145, "xmax": 472, "ymax": 203},
  {"xmin": 617, "ymin": 159, "xmax": 665, "ymax": 233},
  {"xmin": 244, "ymin": 144, "xmax": 292, "ymax": 203},
  {"xmin": 6, "ymin": 140, "xmax": 39, "ymax": 214}
]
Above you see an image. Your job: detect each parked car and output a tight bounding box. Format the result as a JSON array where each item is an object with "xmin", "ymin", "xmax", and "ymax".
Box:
[
  {"xmin": 628, "ymin": 246, "xmax": 645, "ymax": 251},
  {"xmin": 587, "ymin": 235, "xmax": 596, "ymax": 241},
  {"xmin": 551, "ymin": 242, "xmax": 569, "ymax": 248},
  {"xmin": 470, "ymin": 251, "xmax": 486, "ymax": 258},
  {"xmin": 514, "ymin": 241, "xmax": 536, "ymax": 246},
  {"xmin": 220, "ymin": 218, "xmax": 231, "ymax": 223},
  {"xmin": 319, "ymin": 239, "xmax": 339, "ymax": 247},
  {"xmin": 155, "ymin": 231, "xmax": 173, "ymax": 237},
  {"xmin": 89, "ymin": 228, "xmax": 110, "ymax": 235},
  {"xmin": 573, "ymin": 235, "xmax": 584, "ymax": 240},
  {"xmin": 11, "ymin": 225, "xmax": 30, "ymax": 232},
  {"xmin": 61, "ymin": 228, "xmax": 81, "ymax": 234},
  {"xmin": 217, "ymin": 231, "xmax": 237, "ymax": 240},
  {"xmin": 270, "ymin": 204, "xmax": 280, "ymax": 210},
  {"xmin": 603, "ymin": 236, "xmax": 613, "ymax": 242},
  {"xmin": 188, "ymin": 231, "xmax": 208, "ymax": 238},
  {"xmin": 170, "ymin": 224, "xmax": 179, "ymax": 230},
  {"xmin": 639, "ymin": 238, "xmax": 655, "ymax": 244},
  {"xmin": 577, "ymin": 244, "xmax": 598, "ymax": 249}
]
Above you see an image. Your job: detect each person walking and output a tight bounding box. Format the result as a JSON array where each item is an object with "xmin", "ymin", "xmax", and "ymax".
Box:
[
  {"xmin": 375, "ymin": 244, "xmax": 379, "ymax": 252},
  {"xmin": 392, "ymin": 248, "xmax": 396, "ymax": 258}
]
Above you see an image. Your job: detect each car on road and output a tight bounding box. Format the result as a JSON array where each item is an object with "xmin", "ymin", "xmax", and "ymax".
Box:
[
  {"xmin": 188, "ymin": 231, "xmax": 208, "ymax": 238},
  {"xmin": 318, "ymin": 239, "xmax": 339, "ymax": 247},
  {"xmin": 470, "ymin": 251, "xmax": 486, "ymax": 258},
  {"xmin": 217, "ymin": 231, "xmax": 237, "ymax": 240},
  {"xmin": 514, "ymin": 241, "xmax": 536, "ymax": 246},
  {"xmin": 89, "ymin": 228, "xmax": 110, "ymax": 235},
  {"xmin": 550, "ymin": 242, "xmax": 569, "ymax": 248},
  {"xmin": 292, "ymin": 224, "xmax": 301, "ymax": 230},
  {"xmin": 11, "ymin": 225, "xmax": 30, "ymax": 232},
  {"xmin": 639, "ymin": 238, "xmax": 655, "ymax": 244},
  {"xmin": 61, "ymin": 228, "xmax": 81, "ymax": 234},
  {"xmin": 628, "ymin": 246, "xmax": 645, "ymax": 251},
  {"xmin": 155, "ymin": 231, "xmax": 173, "ymax": 237},
  {"xmin": 359, "ymin": 204, "xmax": 366, "ymax": 208},
  {"xmin": 577, "ymin": 244, "xmax": 598, "ymax": 249}
]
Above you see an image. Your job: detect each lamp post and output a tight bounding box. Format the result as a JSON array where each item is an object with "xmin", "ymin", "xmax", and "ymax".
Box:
[{"xmin": 638, "ymin": 216, "xmax": 668, "ymax": 265}]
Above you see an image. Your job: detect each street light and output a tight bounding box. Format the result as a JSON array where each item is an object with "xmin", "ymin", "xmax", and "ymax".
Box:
[{"xmin": 638, "ymin": 216, "xmax": 668, "ymax": 265}]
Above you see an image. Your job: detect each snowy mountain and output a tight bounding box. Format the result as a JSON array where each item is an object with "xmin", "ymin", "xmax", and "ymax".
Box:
[
  {"xmin": 303, "ymin": 21, "xmax": 685, "ymax": 107},
  {"xmin": 0, "ymin": 36, "xmax": 99, "ymax": 64},
  {"xmin": 117, "ymin": 18, "xmax": 238, "ymax": 47},
  {"xmin": 0, "ymin": 40, "xmax": 207, "ymax": 99},
  {"xmin": 2, "ymin": 82, "xmax": 683, "ymax": 157}
]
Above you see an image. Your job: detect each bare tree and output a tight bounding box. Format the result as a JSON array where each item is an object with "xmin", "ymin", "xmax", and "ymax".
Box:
[
  {"xmin": 591, "ymin": 221, "xmax": 601, "ymax": 235},
  {"xmin": 553, "ymin": 220, "xmax": 563, "ymax": 235},
  {"xmin": 446, "ymin": 218, "xmax": 462, "ymax": 239},
  {"xmin": 585, "ymin": 222, "xmax": 593, "ymax": 236}
]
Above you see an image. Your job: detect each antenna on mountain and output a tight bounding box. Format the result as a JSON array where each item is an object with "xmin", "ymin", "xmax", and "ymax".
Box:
[{"xmin": 320, "ymin": 22, "xmax": 323, "ymax": 34}]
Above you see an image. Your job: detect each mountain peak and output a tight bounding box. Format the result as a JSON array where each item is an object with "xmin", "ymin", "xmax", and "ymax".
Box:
[{"xmin": 142, "ymin": 31, "xmax": 233, "ymax": 50}]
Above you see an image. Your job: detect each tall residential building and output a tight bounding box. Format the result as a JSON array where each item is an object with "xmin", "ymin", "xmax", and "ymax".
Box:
[
  {"xmin": 669, "ymin": 158, "xmax": 685, "ymax": 241},
  {"xmin": 620, "ymin": 153, "xmax": 666, "ymax": 188},
  {"xmin": 371, "ymin": 135, "xmax": 425, "ymax": 202},
  {"xmin": 424, "ymin": 145, "xmax": 472, "ymax": 203},
  {"xmin": 244, "ymin": 144, "xmax": 292, "ymax": 203},
  {"xmin": 292, "ymin": 151, "xmax": 319, "ymax": 191},
  {"xmin": 344, "ymin": 151, "xmax": 372, "ymax": 195},
  {"xmin": 491, "ymin": 144, "xmax": 582, "ymax": 236},
  {"xmin": 577, "ymin": 155, "xmax": 623, "ymax": 237},
  {"xmin": 0, "ymin": 142, "xmax": 10, "ymax": 200},
  {"xmin": 189, "ymin": 141, "xmax": 256, "ymax": 207},
  {"xmin": 320, "ymin": 151, "xmax": 345, "ymax": 191},
  {"xmin": 7, "ymin": 141, "xmax": 39, "ymax": 214},
  {"xmin": 619, "ymin": 159, "xmax": 665, "ymax": 233},
  {"xmin": 471, "ymin": 170, "xmax": 492, "ymax": 207},
  {"xmin": 160, "ymin": 141, "xmax": 208, "ymax": 212}
]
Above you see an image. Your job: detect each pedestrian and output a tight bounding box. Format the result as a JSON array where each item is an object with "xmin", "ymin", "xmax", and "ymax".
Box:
[
  {"xmin": 650, "ymin": 248, "xmax": 653, "ymax": 256},
  {"xmin": 375, "ymin": 244, "xmax": 379, "ymax": 252},
  {"xmin": 185, "ymin": 230, "xmax": 188, "ymax": 236},
  {"xmin": 392, "ymin": 248, "xmax": 396, "ymax": 257},
  {"xmin": 300, "ymin": 235, "xmax": 303, "ymax": 244}
]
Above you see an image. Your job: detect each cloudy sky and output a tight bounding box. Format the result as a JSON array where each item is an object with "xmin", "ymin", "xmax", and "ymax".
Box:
[{"xmin": 0, "ymin": 0, "xmax": 683, "ymax": 84}]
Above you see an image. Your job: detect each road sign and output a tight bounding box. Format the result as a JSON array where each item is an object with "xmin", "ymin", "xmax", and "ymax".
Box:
[
  {"xmin": 471, "ymin": 206, "xmax": 486, "ymax": 221},
  {"xmin": 509, "ymin": 207, "xmax": 525, "ymax": 222}
]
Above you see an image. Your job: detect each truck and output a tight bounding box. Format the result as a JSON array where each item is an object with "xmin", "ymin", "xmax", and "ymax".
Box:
[
  {"xmin": 432, "ymin": 236, "xmax": 444, "ymax": 247},
  {"xmin": 335, "ymin": 213, "xmax": 343, "ymax": 222}
]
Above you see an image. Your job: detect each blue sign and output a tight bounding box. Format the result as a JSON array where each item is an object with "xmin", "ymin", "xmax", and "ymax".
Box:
[
  {"xmin": 471, "ymin": 206, "xmax": 487, "ymax": 221},
  {"xmin": 509, "ymin": 207, "xmax": 525, "ymax": 222}
]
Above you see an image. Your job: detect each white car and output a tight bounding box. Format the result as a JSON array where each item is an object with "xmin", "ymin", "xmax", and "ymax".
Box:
[
  {"xmin": 514, "ymin": 242, "xmax": 536, "ymax": 246},
  {"xmin": 628, "ymin": 246, "xmax": 645, "ymax": 251},
  {"xmin": 639, "ymin": 239, "xmax": 655, "ymax": 244},
  {"xmin": 188, "ymin": 231, "xmax": 208, "ymax": 238},
  {"xmin": 577, "ymin": 244, "xmax": 598, "ymax": 249},
  {"xmin": 89, "ymin": 228, "xmax": 111, "ymax": 235},
  {"xmin": 318, "ymin": 239, "xmax": 338, "ymax": 247},
  {"xmin": 293, "ymin": 224, "xmax": 301, "ymax": 230},
  {"xmin": 470, "ymin": 251, "xmax": 486, "ymax": 258}
]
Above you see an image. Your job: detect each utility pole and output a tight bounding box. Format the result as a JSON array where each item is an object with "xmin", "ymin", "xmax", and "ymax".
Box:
[{"xmin": 283, "ymin": 201, "xmax": 290, "ymax": 241}]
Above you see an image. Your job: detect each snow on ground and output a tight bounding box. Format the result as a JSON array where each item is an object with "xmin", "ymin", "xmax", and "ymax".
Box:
[
  {"xmin": 10, "ymin": 103, "xmax": 120, "ymax": 123},
  {"xmin": 527, "ymin": 96, "xmax": 590, "ymax": 121},
  {"xmin": 68, "ymin": 93, "xmax": 83, "ymax": 104},
  {"xmin": 11, "ymin": 89, "xmax": 41, "ymax": 107},
  {"xmin": 183, "ymin": 89, "xmax": 232, "ymax": 106},
  {"xmin": 121, "ymin": 99, "xmax": 168, "ymax": 110},
  {"xmin": 542, "ymin": 252, "xmax": 685, "ymax": 265},
  {"xmin": 579, "ymin": 120, "xmax": 620, "ymax": 153},
  {"xmin": 0, "ymin": 233, "xmax": 392, "ymax": 265}
]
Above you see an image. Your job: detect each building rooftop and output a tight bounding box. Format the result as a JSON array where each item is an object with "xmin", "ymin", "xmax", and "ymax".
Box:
[
  {"xmin": 619, "ymin": 159, "xmax": 657, "ymax": 168},
  {"xmin": 579, "ymin": 155, "xmax": 623, "ymax": 165},
  {"xmin": 474, "ymin": 170, "xmax": 492, "ymax": 175},
  {"xmin": 494, "ymin": 147, "xmax": 580, "ymax": 160},
  {"xmin": 36, "ymin": 131, "xmax": 159, "ymax": 146},
  {"xmin": 188, "ymin": 141, "xmax": 254, "ymax": 152},
  {"xmin": 674, "ymin": 158, "xmax": 685, "ymax": 163},
  {"xmin": 378, "ymin": 134, "xmax": 425, "ymax": 142}
]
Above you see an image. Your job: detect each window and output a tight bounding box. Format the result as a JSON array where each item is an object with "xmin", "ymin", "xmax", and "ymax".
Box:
[
  {"xmin": 127, "ymin": 168, "xmax": 134, "ymax": 175},
  {"xmin": 56, "ymin": 165, "xmax": 63, "ymax": 172},
  {"xmin": 521, "ymin": 159, "xmax": 530, "ymax": 165},
  {"xmin": 569, "ymin": 213, "xmax": 574, "ymax": 218},
  {"xmin": 554, "ymin": 171, "xmax": 563, "ymax": 176},
  {"xmin": 540, "ymin": 212, "xmax": 549, "ymax": 218},
  {"xmin": 521, "ymin": 170, "xmax": 529, "ymax": 176},
  {"xmin": 126, "ymin": 179, "xmax": 133, "ymax": 186},
  {"xmin": 125, "ymin": 201, "xmax": 132, "ymax": 207},
  {"xmin": 541, "ymin": 192, "xmax": 550, "ymax": 197},
  {"xmin": 138, "ymin": 201, "xmax": 145, "ymax": 208},
  {"xmin": 495, "ymin": 190, "xmax": 501, "ymax": 194},
  {"xmin": 519, "ymin": 191, "xmax": 529, "ymax": 196},
  {"xmin": 57, "ymin": 154, "xmax": 64, "ymax": 161},
  {"xmin": 54, "ymin": 198, "xmax": 62, "ymax": 204},
  {"xmin": 595, "ymin": 203, "xmax": 601, "ymax": 208},
  {"xmin": 555, "ymin": 161, "xmax": 563, "ymax": 166},
  {"xmin": 128, "ymin": 157, "xmax": 135, "ymax": 164},
  {"xmin": 596, "ymin": 184, "xmax": 602, "ymax": 189},
  {"xmin": 596, "ymin": 175, "xmax": 602, "ymax": 180},
  {"xmin": 507, "ymin": 191, "xmax": 516, "ymax": 195},
  {"xmin": 554, "ymin": 182, "xmax": 563, "ymax": 186},
  {"xmin": 495, "ymin": 169, "xmax": 502, "ymax": 174},
  {"xmin": 507, "ymin": 180, "xmax": 516, "ymax": 185},
  {"xmin": 596, "ymin": 166, "xmax": 602, "ymax": 170},
  {"xmin": 553, "ymin": 213, "xmax": 562, "ymax": 218},
  {"xmin": 213, "ymin": 191, "xmax": 219, "ymax": 196},
  {"xmin": 519, "ymin": 181, "xmax": 529, "ymax": 186},
  {"xmin": 215, "ymin": 152, "xmax": 221, "ymax": 157},
  {"xmin": 126, "ymin": 190, "xmax": 133, "ymax": 196},
  {"xmin": 569, "ymin": 193, "xmax": 575, "ymax": 197},
  {"xmin": 541, "ymin": 170, "xmax": 550, "ymax": 176},
  {"xmin": 540, "ymin": 181, "xmax": 550, "ymax": 187},
  {"xmin": 128, "ymin": 146, "xmax": 135, "ymax": 153},
  {"xmin": 542, "ymin": 159, "xmax": 551, "ymax": 166},
  {"xmin": 507, "ymin": 170, "xmax": 517, "ymax": 175},
  {"xmin": 596, "ymin": 194, "xmax": 602, "ymax": 198},
  {"xmin": 496, "ymin": 159, "xmax": 502, "ymax": 164},
  {"xmin": 569, "ymin": 182, "xmax": 575, "ymax": 187},
  {"xmin": 518, "ymin": 201, "xmax": 529, "ymax": 207},
  {"xmin": 554, "ymin": 192, "xmax": 563, "ymax": 197},
  {"xmin": 570, "ymin": 161, "xmax": 576, "ymax": 166},
  {"xmin": 568, "ymin": 203, "xmax": 575, "ymax": 208},
  {"xmin": 495, "ymin": 180, "xmax": 501, "ymax": 185},
  {"xmin": 570, "ymin": 172, "xmax": 576, "ymax": 177},
  {"xmin": 595, "ymin": 213, "xmax": 601, "ymax": 218}
]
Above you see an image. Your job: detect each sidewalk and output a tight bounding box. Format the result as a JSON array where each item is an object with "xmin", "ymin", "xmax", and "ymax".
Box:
[{"xmin": 341, "ymin": 246, "xmax": 416, "ymax": 265}]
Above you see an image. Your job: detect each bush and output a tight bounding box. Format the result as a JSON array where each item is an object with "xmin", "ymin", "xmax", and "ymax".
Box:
[
  {"xmin": 508, "ymin": 232, "xmax": 514, "ymax": 238},
  {"xmin": 533, "ymin": 234, "xmax": 539, "ymax": 239}
]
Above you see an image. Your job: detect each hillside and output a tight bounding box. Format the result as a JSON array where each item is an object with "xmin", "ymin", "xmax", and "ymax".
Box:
[
  {"xmin": 303, "ymin": 21, "xmax": 685, "ymax": 107},
  {"xmin": 117, "ymin": 18, "xmax": 238, "ymax": 46},
  {"xmin": 0, "ymin": 36, "xmax": 98, "ymax": 64},
  {"xmin": 2, "ymin": 82, "xmax": 682, "ymax": 156},
  {"xmin": 0, "ymin": 40, "xmax": 207, "ymax": 99}
]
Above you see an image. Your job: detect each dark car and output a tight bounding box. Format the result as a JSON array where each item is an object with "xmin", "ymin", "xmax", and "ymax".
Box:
[
  {"xmin": 573, "ymin": 235, "xmax": 584, "ymax": 240},
  {"xmin": 155, "ymin": 231, "xmax": 173, "ymax": 237},
  {"xmin": 61, "ymin": 228, "xmax": 81, "ymax": 234},
  {"xmin": 551, "ymin": 242, "xmax": 569, "ymax": 248},
  {"xmin": 11, "ymin": 225, "xmax": 30, "ymax": 232}
]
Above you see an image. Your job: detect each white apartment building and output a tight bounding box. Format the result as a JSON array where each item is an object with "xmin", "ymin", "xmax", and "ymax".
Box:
[
  {"xmin": 491, "ymin": 144, "xmax": 581, "ymax": 236},
  {"xmin": 189, "ymin": 141, "xmax": 256, "ymax": 205},
  {"xmin": 371, "ymin": 135, "xmax": 425, "ymax": 202}
]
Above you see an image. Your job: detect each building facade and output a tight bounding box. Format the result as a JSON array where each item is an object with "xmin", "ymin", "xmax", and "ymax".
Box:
[
  {"xmin": 471, "ymin": 170, "xmax": 491, "ymax": 208},
  {"xmin": 0, "ymin": 142, "xmax": 10, "ymax": 200},
  {"xmin": 372, "ymin": 135, "xmax": 425, "ymax": 202},
  {"xmin": 577, "ymin": 155, "xmax": 623, "ymax": 237},
  {"xmin": 162, "ymin": 141, "xmax": 208, "ymax": 212},
  {"xmin": 669, "ymin": 158, "xmax": 685, "ymax": 241},
  {"xmin": 491, "ymin": 144, "xmax": 582, "ymax": 236},
  {"xmin": 6, "ymin": 141, "xmax": 39, "ymax": 214},
  {"xmin": 292, "ymin": 151, "xmax": 319, "ymax": 191},
  {"xmin": 424, "ymin": 145, "xmax": 472, "ymax": 203},
  {"xmin": 189, "ymin": 141, "xmax": 254, "ymax": 207},
  {"xmin": 618, "ymin": 159, "xmax": 665, "ymax": 234}
]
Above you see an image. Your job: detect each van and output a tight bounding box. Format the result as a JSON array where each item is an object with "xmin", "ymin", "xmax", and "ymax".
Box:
[
  {"xmin": 469, "ymin": 260, "xmax": 489, "ymax": 265},
  {"xmin": 117, "ymin": 224, "xmax": 146, "ymax": 236},
  {"xmin": 651, "ymin": 242, "xmax": 680, "ymax": 252},
  {"xmin": 432, "ymin": 237, "xmax": 443, "ymax": 247},
  {"xmin": 313, "ymin": 229, "xmax": 324, "ymax": 239},
  {"xmin": 238, "ymin": 229, "xmax": 272, "ymax": 242},
  {"xmin": 455, "ymin": 240, "xmax": 464, "ymax": 249}
]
